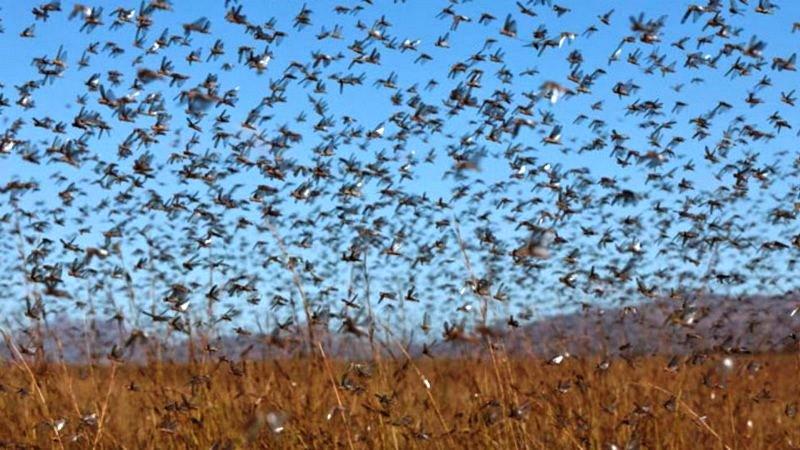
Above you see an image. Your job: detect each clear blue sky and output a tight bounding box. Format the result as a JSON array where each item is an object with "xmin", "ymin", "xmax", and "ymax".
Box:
[{"xmin": 1, "ymin": 0, "xmax": 799, "ymax": 336}]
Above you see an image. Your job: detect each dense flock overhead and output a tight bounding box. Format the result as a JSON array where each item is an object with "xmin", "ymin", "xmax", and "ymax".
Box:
[{"xmin": 0, "ymin": 0, "xmax": 799, "ymax": 359}]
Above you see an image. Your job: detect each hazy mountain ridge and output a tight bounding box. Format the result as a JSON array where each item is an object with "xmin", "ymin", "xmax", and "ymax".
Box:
[{"xmin": 4, "ymin": 293, "xmax": 798, "ymax": 363}]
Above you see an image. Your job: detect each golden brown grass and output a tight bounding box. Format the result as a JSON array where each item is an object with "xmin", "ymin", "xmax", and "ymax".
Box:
[{"xmin": 0, "ymin": 351, "xmax": 798, "ymax": 449}]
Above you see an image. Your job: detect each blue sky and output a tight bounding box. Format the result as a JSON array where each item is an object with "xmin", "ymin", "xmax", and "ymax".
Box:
[{"xmin": 1, "ymin": 0, "xmax": 799, "ymax": 337}]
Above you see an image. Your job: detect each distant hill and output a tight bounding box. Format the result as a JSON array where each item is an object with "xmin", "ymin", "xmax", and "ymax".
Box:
[
  {"xmin": 3, "ymin": 294, "xmax": 798, "ymax": 363},
  {"xmin": 502, "ymin": 293, "xmax": 800, "ymax": 357}
]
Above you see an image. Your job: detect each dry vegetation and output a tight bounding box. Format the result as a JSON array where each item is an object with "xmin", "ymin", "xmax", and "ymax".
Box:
[{"xmin": 1, "ymin": 348, "xmax": 799, "ymax": 449}]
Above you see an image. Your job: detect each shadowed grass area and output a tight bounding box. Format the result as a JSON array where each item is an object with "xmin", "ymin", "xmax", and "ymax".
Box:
[{"xmin": 1, "ymin": 352, "xmax": 798, "ymax": 449}]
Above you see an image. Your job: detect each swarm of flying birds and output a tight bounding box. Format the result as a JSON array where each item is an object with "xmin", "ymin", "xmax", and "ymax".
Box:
[{"xmin": 0, "ymin": 0, "xmax": 799, "ymax": 359}]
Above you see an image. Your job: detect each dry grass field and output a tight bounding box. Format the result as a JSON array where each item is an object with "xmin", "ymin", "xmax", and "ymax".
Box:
[{"xmin": 1, "ymin": 349, "xmax": 798, "ymax": 449}]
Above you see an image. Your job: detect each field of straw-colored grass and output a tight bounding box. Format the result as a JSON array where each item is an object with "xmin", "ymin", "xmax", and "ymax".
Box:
[{"xmin": 0, "ymin": 350, "xmax": 798, "ymax": 449}]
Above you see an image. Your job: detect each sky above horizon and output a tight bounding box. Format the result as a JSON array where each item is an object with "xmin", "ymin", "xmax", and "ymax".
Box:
[{"xmin": 0, "ymin": 0, "xmax": 799, "ymax": 341}]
